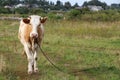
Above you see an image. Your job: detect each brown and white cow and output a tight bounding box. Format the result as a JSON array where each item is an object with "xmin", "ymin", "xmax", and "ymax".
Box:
[{"xmin": 18, "ymin": 15, "xmax": 47, "ymax": 74}]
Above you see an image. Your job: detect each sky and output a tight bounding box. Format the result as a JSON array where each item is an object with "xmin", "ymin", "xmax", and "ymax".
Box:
[{"xmin": 49, "ymin": 0, "xmax": 120, "ymax": 6}]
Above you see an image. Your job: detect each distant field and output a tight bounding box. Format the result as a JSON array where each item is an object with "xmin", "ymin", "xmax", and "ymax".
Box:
[{"xmin": 0, "ymin": 20, "xmax": 120, "ymax": 80}]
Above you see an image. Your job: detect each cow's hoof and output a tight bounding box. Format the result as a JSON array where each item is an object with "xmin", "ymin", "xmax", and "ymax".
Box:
[
  {"xmin": 28, "ymin": 71, "xmax": 33, "ymax": 74},
  {"xmin": 34, "ymin": 68, "xmax": 39, "ymax": 73}
]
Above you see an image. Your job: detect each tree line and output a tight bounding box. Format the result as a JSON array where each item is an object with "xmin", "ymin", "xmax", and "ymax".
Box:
[
  {"xmin": 0, "ymin": 0, "xmax": 120, "ymax": 10},
  {"xmin": 0, "ymin": 0, "xmax": 120, "ymax": 14},
  {"xmin": 82, "ymin": 0, "xmax": 107, "ymax": 9},
  {"xmin": 0, "ymin": 0, "xmax": 79, "ymax": 11}
]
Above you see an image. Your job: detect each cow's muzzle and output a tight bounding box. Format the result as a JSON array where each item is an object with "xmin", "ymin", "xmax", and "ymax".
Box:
[{"xmin": 30, "ymin": 33, "xmax": 38, "ymax": 38}]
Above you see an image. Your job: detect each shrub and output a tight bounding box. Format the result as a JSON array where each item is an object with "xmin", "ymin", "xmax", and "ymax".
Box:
[
  {"xmin": 0, "ymin": 8, "xmax": 11, "ymax": 14},
  {"xmin": 15, "ymin": 7, "xmax": 29, "ymax": 14},
  {"xmin": 29, "ymin": 8, "xmax": 45, "ymax": 14},
  {"xmin": 47, "ymin": 12, "xmax": 63, "ymax": 20},
  {"xmin": 81, "ymin": 10, "xmax": 120, "ymax": 21},
  {"xmin": 66, "ymin": 9, "xmax": 81, "ymax": 20}
]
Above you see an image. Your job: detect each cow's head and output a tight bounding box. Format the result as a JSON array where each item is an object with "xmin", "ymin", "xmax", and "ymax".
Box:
[{"xmin": 22, "ymin": 15, "xmax": 47, "ymax": 38}]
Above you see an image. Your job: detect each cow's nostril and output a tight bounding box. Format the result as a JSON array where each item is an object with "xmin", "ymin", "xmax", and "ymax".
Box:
[
  {"xmin": 35, "ymin": 34, "xmax": 38, "ymax": 37},
  {"xmin": 31, "ymin": 33, "xmax": 38, "ymax": 38}
]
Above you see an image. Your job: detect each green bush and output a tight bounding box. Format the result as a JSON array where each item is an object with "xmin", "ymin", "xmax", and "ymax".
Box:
[
  {"xmin": 81, "ymin": 10, "xmax": 120, "ymax": 21},
  {"xmin": 66, "ymin": 9, "xmax": 81, "ymax": 20},
  {"xmin": 0, "ymin": 8, "xmax": 11, "ymax": 14},
  {"xmin": 47, "ymin": 12, "xmax": 63, "ymax": 20},
  {"xmin": 15, "ymin": 7, "xmax": 29, "ymax": 14},
  {"xmin": 29, "ymin": 8, "xmax": 45, "ymax": 14}
]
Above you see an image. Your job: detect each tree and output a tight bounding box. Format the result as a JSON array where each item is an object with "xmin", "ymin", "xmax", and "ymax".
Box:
[
  {"xmin": 73, "ymin": 3, "xmax": 79, "ymax": 8},
  {"xmin": 64, "ymin": 1, "xmax": 71, "ymax": 10},
  {"xmin": 82, "ymin": 1, "xmax": 88, "ymax": 7},
  {"xmin": 55, "ymin": 0, "xmax": 63, "ymax": 6},
  {"xmin": 111, "ymin": 4, "xmax": 120, "ymax": 9},
  {"xmin": 82, "ymin": 0, "xmax": 107, "ymax": 9},
  {"xmin": 24, "ymin": 0, "xmax": 37, "ymax": 4},
  {"xmin": 55, "ymin": 0, "xmax": 63, "ymax": 10},
  {"xmin": 0, "ymin": 0, "xmax": 18, "ymax": 6},
  {"xmin": 50, "ymin": 1, "xmax": 54, "ymax": 6}
]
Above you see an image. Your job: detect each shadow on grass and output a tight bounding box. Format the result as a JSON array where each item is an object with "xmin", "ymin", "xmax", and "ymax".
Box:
[
  {"xmin": 71, "ymin": 66, "xmax": 120, "ymax": 79},
  {"xmin": 2, "ymin": 65, "xmax": 120, "ymax": 80},
  {"xmin": 3, "ymin": 69, "xmax": 42, "ymax": 80}
]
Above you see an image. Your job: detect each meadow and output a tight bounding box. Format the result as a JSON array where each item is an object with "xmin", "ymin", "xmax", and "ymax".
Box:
[{"xmin": 0, "ymin": 19, "xmax": 120, "ymax": 80}]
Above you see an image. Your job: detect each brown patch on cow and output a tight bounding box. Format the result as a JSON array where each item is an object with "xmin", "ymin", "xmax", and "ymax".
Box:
[
  {"xmin": 37, "ymin": 27, "xmax": 43, "ymax": 45},
  {"xmin": 24, "ymin": 24, "xmax": 32, "ymax": 42},
  {"xmin": 23, "ymin": 18, "xmax": 30, "ymax": 24},
  {"xmin": 40, "ymin": 17, "xmax": 47, "ymax": 23}
]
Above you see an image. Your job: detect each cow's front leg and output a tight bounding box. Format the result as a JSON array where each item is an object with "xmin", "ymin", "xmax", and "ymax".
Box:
[
  {"xmin": 24, "ymin": 44, "xmax": 34, "ymax": 74},
  {"xmin": 34, "ymin": 50, "xmax": 38, "ymax": 73}
]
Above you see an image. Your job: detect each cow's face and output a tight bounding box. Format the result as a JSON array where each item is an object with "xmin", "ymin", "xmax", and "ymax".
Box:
[{"xmin": 23, "ymin": 15, "xmax": 47, "ymax": 38}]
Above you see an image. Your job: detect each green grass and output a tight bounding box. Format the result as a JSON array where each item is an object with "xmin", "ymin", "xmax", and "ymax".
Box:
[{"xmin": 0, "ymin": 20, "xmax": 120, "ymax": 80}]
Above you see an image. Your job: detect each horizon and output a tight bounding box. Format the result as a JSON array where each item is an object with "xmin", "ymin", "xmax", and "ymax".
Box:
[{"xmin": 49, "ymin": 0, "xmax": 120, "ymax": 6}]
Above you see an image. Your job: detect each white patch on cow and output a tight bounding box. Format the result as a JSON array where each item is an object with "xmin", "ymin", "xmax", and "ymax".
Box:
[
  {"xmin": 33, "ymin": 51, "xmax": 38, "ymax": 72},
  {"xmin": 24, "ymin": 43, "xmax": 34, "ymax": 74},
  {"xmin": 29, "ymin": 15, "xmax": 41, "ymax": 38}
]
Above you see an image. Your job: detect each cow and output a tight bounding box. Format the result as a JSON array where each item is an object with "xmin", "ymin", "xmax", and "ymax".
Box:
[{"xmin": 18, "ymin": 15, "xmax": 47, "ymax": 74}]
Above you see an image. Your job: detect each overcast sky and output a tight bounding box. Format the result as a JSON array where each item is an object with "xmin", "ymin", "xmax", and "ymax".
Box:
[{"xmin": 49, "ymin": 0, "xmax": 120, "ymax": 6}]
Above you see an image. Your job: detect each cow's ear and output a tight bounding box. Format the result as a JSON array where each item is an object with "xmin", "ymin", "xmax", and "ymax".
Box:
[
  {"xmin": 23, "ymin": 18, "xmax": 30, "ymax": 24},
  {"xmin": 40, "ymin": 17, "xmax": 47, "ymax": 23}
]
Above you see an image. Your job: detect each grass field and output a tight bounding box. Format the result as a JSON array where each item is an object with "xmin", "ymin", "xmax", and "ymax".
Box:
[{"xmin": 0, "ymin": 19, "xmax": 120, "ymax": 80}]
